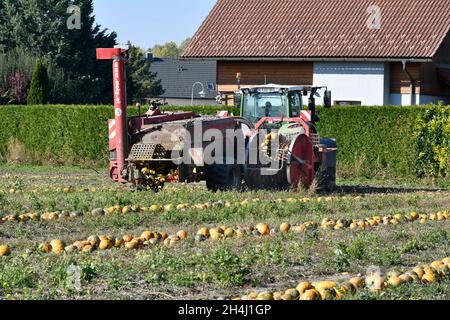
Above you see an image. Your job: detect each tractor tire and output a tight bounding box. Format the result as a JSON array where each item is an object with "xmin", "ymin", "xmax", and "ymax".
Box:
[{"xmin": 206, "ymin": 164, "xmax": 243, "ymax": 192}]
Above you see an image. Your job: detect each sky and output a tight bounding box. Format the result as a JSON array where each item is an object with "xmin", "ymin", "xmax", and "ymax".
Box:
[{"xmin": 93, "ymin": 0, "xmax": 217, "ymax": 49}]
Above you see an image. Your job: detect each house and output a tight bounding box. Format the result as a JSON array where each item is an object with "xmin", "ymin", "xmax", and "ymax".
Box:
[
  {"xmin": 182, "ymin": 0, "xmax": 450, "ymax": 106},
  {"xmin": 149, "ymin": 58, "xmax": 219, "ymax": 105}
]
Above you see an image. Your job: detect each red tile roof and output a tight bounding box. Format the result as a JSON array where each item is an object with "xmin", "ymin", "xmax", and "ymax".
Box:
[{"xmin": 182, "ymin": 0, "xmax": 450, "ymax": 60}]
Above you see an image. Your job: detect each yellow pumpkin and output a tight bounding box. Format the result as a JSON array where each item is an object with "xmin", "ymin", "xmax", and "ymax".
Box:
[
  {"xmin": 257, "ymin": 292, "xmax": 273, "ymax": 300},
  {"xmin": 99, "ymin": 235, "xmax": 110, "ymax": 241},
  {"xmin": 122, "ymin": 205, "xmax": 131, "ymax": 214},
  {"xmin": 99, "ymin": 239, "xmax": 112, "ymax": 250},
  {"xmin": 296, "ymin": 281, "xmax": 313, "ymax": 295},
  {"xmin": 300, "ymin": 289, "xmax": 321, "ymax": 300},
  {"xmin": 39, "ymin": 242, "xmax": 52, "ymax": 253},
  {"xmin": 176, "ymin": 230, "xmax": 188, "ymax": 239},
  {"xmin": 349, "ymin": 276, "xmax": 364, "ymax": 288},
  {"xmin": 399, "ymin": 274, "xmax": 413, "ymax": 283},
  {"xmin": 293, "ymin": 225, "xmax": 306, "ymax": 233},
  {"xmin": 279, "ymin": 223, "xmax": 291, "ymax": 233},
  {"xmin": 224, "ymin": 228, "xmax": 235, "ymax": 238},
  {"xmin": 197, "ymin": 227, "xmax": 210, "ymax": 238},
  {"xmin": 125, "ymin": 240, "xmax": 139, "ymax": 250},
  {"xmin": 284, "ymin": 288, "xmax": 300, "ymax": 300},
  {"xmin": 64, "ymin": 245, "xmax": 76, "ymax": 253},
  {"xmin": 272, "ymin": 292, "xmax": 283, "ymax": 301},
  {"xmin": 421, "ymin": 273, "xmax": 436, "ymax": 284},
  {"xmin": 87, "ymin": 235, "xmax": 100, "ymax": 247},
  {"xmin": 160, "ymin": 232, "xmax": 169, "ymax": 240},
  {"xmin": 82, "ymin": 245, "xmax": 94, "ymax": 253},
  {"xmin": 0, "ymin": 245, "xmax": 11, "ymax": 257},
  {"xmin": 141, "ymin": 231, "xmax": 152, "ymax": 241},
  {"xmin": 256, "ymin": 223, "xmax": 270, "ymax": 236},
  {"xmin": 149, "ymin": 205, "xmax": 161, "ymax": 212},
  {"xmin": 312, "ymin": 281, "xmax": 337, "ymax": 290},
  {"xmin": 123, "ymin": 235, "xmax": 133, "ymax": 243},
  {"xmin": 317, "ymin": 287, "xmax": 337, "ymax": 300},
  {"xmin": 430, "ymin": 260, "xmax": 444, "ymax": 270},
  {"xmin": 339, "ymin": 282, "xmax": 356, "ymax": 294},
  {"xmin": 114, "ymin": 238, "xmax": 124, "ymax": 248},
  {"xmin": 50, "ymin": 239, "xmax": 65, "ymax": 254},
  {"xmin": 388, "ymin": 276, "xmax": 404, "ymax": 287}
]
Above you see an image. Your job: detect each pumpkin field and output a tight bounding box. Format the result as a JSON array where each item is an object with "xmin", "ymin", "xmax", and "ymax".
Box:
[{"xmin": 0, "ymin": 164, "xmax": 448, "ymax": 300}]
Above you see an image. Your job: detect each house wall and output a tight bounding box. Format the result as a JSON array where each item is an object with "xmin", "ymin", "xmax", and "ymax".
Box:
[
  {"xmin": 419, "ymin": 31, "xmax": 450, "ymax": 99},
  {"xmin": 217, "ymin": 61, "xmax": 313, "ymax": 92},
  {"xmin": 313, "ymin": 62, "xmax": 387, "ymax": 106},
  {"xmin": 216, "ymin": 60, "xmax": 450, "ymax": 106}
]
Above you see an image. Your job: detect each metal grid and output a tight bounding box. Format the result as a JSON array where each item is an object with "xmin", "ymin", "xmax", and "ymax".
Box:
[
  {"xmin": 310, "ymin": 133, "xmax": 321, "ymax": 146},
  {"xmin": 128, "ymin": 143, "xmax": 158, "ymax": 161}
]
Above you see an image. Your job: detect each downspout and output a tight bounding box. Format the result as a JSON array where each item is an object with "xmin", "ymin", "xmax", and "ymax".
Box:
[{"xmin": 402, "ymin": 61, "xmax": 416, "ymax": 105}]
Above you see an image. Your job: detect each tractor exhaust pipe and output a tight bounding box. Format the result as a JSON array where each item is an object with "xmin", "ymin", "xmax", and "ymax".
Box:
[{"xmin": 97, "ymin": 47, "xmax": 129, "ymax": 183}]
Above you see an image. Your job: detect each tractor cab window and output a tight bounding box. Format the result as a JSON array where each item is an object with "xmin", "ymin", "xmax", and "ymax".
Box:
[
  {"xmin": 289, "ymin": 92, "xmax": 303, "ymax": 117},
  {"xmin": 242, "ymin": 92, "xmax": 288, "ymax": 122}
]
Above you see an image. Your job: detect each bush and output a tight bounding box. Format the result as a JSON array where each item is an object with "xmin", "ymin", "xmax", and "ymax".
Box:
[
  {"xmin": 414, "ymin": 103, "xmax": 450, "ymax": 178},
  {"xmin": 27, "ymin": 60, "xmax": 50, "ymax": 105},
  {"xmin": 317, "ymin": 106, "xmax": 421, "ymax": 178}
]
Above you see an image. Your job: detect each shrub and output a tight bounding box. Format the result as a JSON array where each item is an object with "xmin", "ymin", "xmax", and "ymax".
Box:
[
  {"xmin": 414, "ymin": 103, "xmax": 450, "ymax": 179},
  {"xmin": 317, "ymin": 106, "xmax": 421, "ymax": 177},
  {"xmin": 27, "ymin": 60, "xmax": 50, "ymax": 105}
]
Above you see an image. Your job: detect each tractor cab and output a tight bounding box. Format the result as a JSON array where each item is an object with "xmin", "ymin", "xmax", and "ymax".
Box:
[{"xmin": 238, "ymin": 84, "xmax": 332, "ymax": 125}]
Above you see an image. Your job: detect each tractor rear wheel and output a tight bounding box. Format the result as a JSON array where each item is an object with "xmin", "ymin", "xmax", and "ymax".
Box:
[{"xmin": 206, "ymin": 164, "xmax": 243, "ymax": 192}]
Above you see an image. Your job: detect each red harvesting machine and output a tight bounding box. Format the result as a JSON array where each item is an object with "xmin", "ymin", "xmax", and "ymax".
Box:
[{"xmin": 97, "ymin": 47, "xmax": 337, "ymax": 192}]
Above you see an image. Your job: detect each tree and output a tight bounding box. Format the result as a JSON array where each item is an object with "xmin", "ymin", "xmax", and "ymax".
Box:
[
  {"xmin": 0, "ymin": 0, "xmax": 117, "ymax": 104},
  {"xmin": 126, "ymin": 43, "xmax": 164, "ymax": 104},
  {"xmin": 150, "ymin": 38, "xmax": 192, "ymax": 58},
  {"xmin": 27, "ymin": 60, "xmax": 50, "ymax": 104},
  {"xmin": 151, "ymin": 41, "xmax": 180, "ymax": 58},
  {"xmin": 179, "ymin": 37, "xmax": 192, "ymax": 55}
]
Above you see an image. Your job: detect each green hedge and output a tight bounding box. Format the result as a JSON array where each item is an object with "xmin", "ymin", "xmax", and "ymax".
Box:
[
  {"xmin": 0, "ymin": 104, "xmax": 448, "ymax": 179},
  {"xmin": 317, "ymin": 106, "xmax": 421, "ymax": 177},
  {"xmin": 0, "ymin": 105, "xmax": 233, "ymax": 166}
]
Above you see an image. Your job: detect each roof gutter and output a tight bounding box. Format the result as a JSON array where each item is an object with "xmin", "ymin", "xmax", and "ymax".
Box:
[{"xmin": 181, "ymin": 56, "xmax": 433, "ymax": 63}]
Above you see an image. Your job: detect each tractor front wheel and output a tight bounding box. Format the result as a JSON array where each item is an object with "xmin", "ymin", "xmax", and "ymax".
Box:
[{"xmin": 206, "ymin": 164, "xmax": 243, "ymax": 192}]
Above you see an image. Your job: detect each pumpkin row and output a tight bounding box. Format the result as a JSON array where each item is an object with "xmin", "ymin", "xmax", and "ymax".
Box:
[{"xmin": 234, "ymin": 257, "xmax": 450, "ymax": 300}]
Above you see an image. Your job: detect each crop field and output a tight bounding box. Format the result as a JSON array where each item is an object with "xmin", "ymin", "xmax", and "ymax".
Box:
[{"xmin": 0, "ymin": 165, "xmax": 449, "ymax": 300}]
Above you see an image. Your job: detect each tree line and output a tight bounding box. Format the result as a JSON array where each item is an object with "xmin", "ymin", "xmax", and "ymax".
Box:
[{"xmin": 0, "ymin": 0, "xmax": 189, "ymax": 105}]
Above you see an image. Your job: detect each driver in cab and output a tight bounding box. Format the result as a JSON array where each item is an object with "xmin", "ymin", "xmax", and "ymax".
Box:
[{"xmin": 264, "ymin": 101, "xmax": 272, "ymax": 117}]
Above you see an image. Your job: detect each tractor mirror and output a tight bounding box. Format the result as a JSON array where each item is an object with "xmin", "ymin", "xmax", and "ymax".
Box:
[{"xmin": 324, "ymin": 90, "xmax": 332, "ymax": 108}]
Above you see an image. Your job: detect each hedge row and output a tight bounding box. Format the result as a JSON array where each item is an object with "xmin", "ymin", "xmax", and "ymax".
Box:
[
  {"xmin": 0, "ymin": 105, "xmax": 235, "ymax": 166},
  {"xmin": 317, "ymin": 106, "xmax": 421, "ymax": 177},
  {"xmin": 0, "ymin": 104, "xmax": 448, "ymax": 179}
]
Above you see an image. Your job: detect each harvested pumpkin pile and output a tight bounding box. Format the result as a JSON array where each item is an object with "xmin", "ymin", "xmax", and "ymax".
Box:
[{"xmin": 235, "ymin": 257, "xmax": 450, "ymax": 300}]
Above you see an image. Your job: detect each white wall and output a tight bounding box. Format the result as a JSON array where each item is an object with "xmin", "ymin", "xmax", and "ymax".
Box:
[
  {"xmin": 390, "ymin": 94, "xmax": 450, "ymax": 105},
  {"xmin": 313, "ymin": 62, "xmax": 386, "ymax": 106}
]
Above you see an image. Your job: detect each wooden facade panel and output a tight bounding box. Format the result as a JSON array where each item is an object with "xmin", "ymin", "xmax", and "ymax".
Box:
[
  {"xmin": 217, "ymin": 61, "xmax": 313, "ymax": 92},
  {"xmin": 420, "ymin": 63, "xmax": 450, "ymax": 97},
  {"xmin": 390, "ymin": 62, "xmax": 421, "ymax": 94}
]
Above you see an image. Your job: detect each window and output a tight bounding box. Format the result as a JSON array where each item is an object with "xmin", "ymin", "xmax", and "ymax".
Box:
[
  {"xmin": 242, "ymin": 92, "xmax": 289, "ymax": 122},
  {"xmin": 207, "ymin": 82, "xmax": 216, "ymax": 91},
  {"xmin": 289, "ymin": 92, "xmax": 302, "ymax": 117},
  {"xmin": 334, "ymin": 100, "xmax": 362, "ymax": 106}
]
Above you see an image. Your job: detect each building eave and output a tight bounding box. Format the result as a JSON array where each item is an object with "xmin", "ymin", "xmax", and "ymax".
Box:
[{"xmin": 181, "ymin": 56, "xmax": 433, "ymax": 63}]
